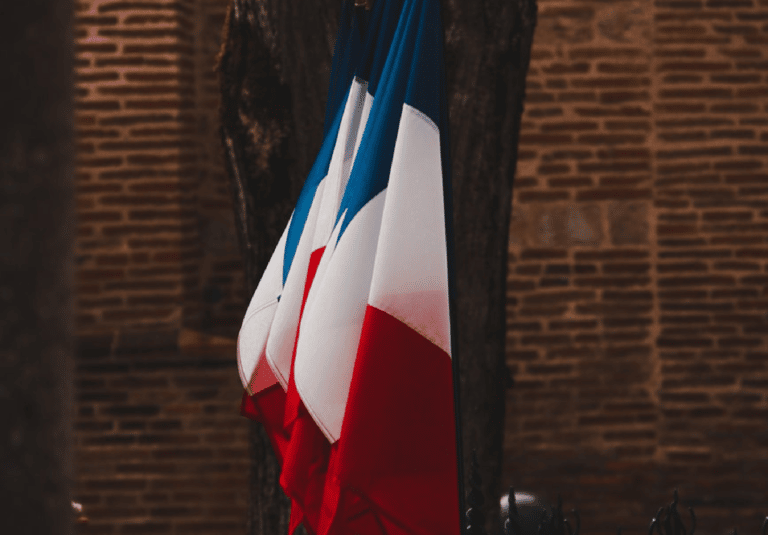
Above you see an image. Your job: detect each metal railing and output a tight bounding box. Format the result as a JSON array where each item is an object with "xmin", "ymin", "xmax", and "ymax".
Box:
[{"xmin": 465, "ymin": 450, "xmax": 768, "ymax": 535}]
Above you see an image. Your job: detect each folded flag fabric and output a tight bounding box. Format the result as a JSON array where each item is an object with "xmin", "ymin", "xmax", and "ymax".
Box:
[{"xmin": 237, "ymin": 0, "xmax": 459, "ymax": 533}]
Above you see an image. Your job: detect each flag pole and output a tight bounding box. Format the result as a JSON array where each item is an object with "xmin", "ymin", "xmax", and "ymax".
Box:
[{"xmin": 437, "ymin": 0, "xmax": 466, "ymax": 531}]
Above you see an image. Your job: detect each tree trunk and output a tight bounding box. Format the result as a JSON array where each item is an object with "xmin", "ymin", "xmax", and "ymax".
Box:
[
  {"xmin": 443, "ymin": 0, "xmax": 538, "ymax": 531},
  {"xmin": 0, "ymin": 0, "xmax": 76, "ymax": 533},
  {"xmin": 218, "ymin": 0, "xmax": 537, "ymax": 533}
]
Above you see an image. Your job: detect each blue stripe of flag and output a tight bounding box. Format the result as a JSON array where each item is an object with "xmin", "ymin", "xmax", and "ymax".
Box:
[
  {"xmin": 334, "ymin": 0, "xmax": 444, "ymax": 243},
  {"xmin": 284, "ymin": 2, "xmax": 370, "ymax": 286},
  {"xmin": 282, "ymin": 81, "xmax": 350, "ymax": 285}
]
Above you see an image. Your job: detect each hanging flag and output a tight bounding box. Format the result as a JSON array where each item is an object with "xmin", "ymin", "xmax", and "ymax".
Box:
[
  {"xmin": 238, "ymin": 0, "xmax": 459, "ymax": 533},
  {"xmin": 238, "ymin": 4, "xmax": 370, "ymax": 531},
  {"xmin": 237, "ymin": 0, "xmax": 367, "ymax": 427}
]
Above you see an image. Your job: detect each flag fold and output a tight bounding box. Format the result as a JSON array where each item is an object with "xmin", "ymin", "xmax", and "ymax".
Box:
[{"xmin": 237, "ymin": 0, "xmax": 459, "ymax": 533}]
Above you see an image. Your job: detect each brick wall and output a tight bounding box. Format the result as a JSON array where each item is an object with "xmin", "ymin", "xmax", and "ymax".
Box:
[
  {"xmin": 73, "ymin": 1, "xmax": 249, "ymax": 533},
  {"xmin": 73, "ymin": 337, "xmax": 248, "ymax": 534},
  {"xmin": 504, "ymin": 1, "xmax": 768, "ymax": 535},
  {"xmin": 74, "ymin": 0, "xmax": 242, "ymax": 341},
  {"xmin": 75, "ymin": 0, "xmax": 199, "ymax": 336},
  {"xmin": 71, "ymin": 0, "xmax": 768, "ymax": 533}
]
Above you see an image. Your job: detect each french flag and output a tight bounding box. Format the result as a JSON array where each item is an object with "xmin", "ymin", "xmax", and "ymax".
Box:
[{"xmin": 238, "ymin": 0, "xmax": 460, "ymax": 533}]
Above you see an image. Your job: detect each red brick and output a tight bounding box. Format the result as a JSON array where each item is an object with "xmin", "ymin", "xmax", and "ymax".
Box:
[
  {"xmin": 577, "ymin": 188, "xmax": 652, "ymax": 201},
  {"xmin": 657, "ymin": 261, "xmax": 708, "ymax": 273},
  {"xmin": 124, "ymin": 14, "xmax": 177, "ymax": 24},
  {"xmin": 548, "ymin": 177, "xmax": 593, "ymax": 188},
  {"xmin": 575, "ymin": 105, "xmax": 651, "ymax": 117},
  {"xmin": 599, "ymin": 90, "xmax": 650, "ymax": 104},
  {"xmin": 518, "ymin": 190, "xmax": 571, "ymax": 203},
  {"xmin": 99, "ymin": 28, "xmax": 188, "ymax": 40}
]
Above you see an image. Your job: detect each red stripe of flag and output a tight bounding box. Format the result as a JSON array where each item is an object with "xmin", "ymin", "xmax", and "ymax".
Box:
[
  {"xmin": 242, "ymin": 246, "xmax": 332, "ymax": 535},
  {"xmin": 319, "ymin": 305, "xmax": 459, "ymax": 535}
]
